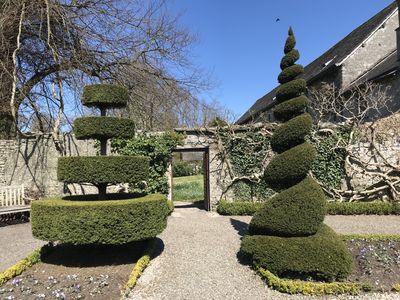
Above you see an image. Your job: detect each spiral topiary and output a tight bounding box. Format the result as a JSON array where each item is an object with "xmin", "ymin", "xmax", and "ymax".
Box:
[
  {"xmin": 241, "ymin": 27, "xmax": 353, "ymax": 281},
  {"xmin": 31, "ymin": 84, "xmax": 169, "ymax": 245}
]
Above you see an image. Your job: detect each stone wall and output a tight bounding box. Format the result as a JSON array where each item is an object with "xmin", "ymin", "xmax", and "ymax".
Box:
[
  {"xmin": 0, "ymin": 115, "xmax": 398, "ymax": 208},
  {"xmin": 0, "ymin": 140, "xmax": 17, "ymax": 186},
  {"xmin": 342, "ymin": 10, "xmax": 398, "ymax": 88},
  {"xmin": 1, "ymin": 134, "xmax": 97, "ymax": 197}
]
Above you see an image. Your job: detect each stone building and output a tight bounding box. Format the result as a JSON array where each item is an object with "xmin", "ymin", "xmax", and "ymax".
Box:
[{"xmin": 237, "ymin": 1, "xmax": 400, "ymax": 124}]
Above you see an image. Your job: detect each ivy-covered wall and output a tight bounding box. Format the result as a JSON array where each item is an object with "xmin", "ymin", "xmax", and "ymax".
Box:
[{"xmin": 211, "ymin": 124, "xmax": 350, "ymax": 202}]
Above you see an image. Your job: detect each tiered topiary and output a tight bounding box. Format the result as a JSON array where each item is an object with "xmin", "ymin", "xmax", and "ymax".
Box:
[
  {"xmin": 240, "ymin": 28, "xmax": 353, "ymax": 282},
  {"xmin": 31, "ymin": 84, "xmax": 169, "ymax": 245}
]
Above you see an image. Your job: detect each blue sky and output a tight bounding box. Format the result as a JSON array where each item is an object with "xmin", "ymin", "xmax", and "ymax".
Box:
[{"xmin": 168, "ymin": 0, "xmax": 394, "ymax": 119}]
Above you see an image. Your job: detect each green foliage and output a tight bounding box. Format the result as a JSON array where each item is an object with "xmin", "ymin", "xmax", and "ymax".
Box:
[
  {"xmin": 217, "ymin": 200, "xmax": 264, "ymax": 216},
  {"xmin": 58, "ymin": 156, "xmax": 149, "ymax": 185},
  {"xmin": 173, "ymin": 160, "xmax": 203, "ymax": 177},
  {"xmin": 271, "ymin": 113, "xmax": 313, "ymax": 153},
  {"xmin": 218, "ymin": 127, "xmax": 274, "ymax": 201},
  {"xmin": 0, "ymin": 246, "xmax": 44, "ymax": 285},
  {"xmin": 232, "ymin": 180, "xmax": 275, "ymax": 202},
  {"xmin": 123, "ymin": 239, "xmax": 155, "ymax": 292},
  {"xmin": 111, "ymin": 131, "xmax": 184, "ymax": 194},
  {"xmin": 74, "ymin": 117, "xmax": 136, "ymax": 140},
  {"xmin": 249, "ymin": 177, "xmax": 326, "ymax": 236},
  {"xmin": 328, "ymin": 201, "xmax": 400, "ymax": 215},
  {"xmin": 218, "ymin": 200, "xmax": 400, "ymax": 216},
  {"xmin": 31, "ymin": 194, "xmax": 169, "ymax": 245},
  {"xmin": 242, "ymin": 27, "xmax": 352, "ymax": 284},
  {"xmin": 275, "ymin": 78, "xmax": 307, "ymax": 102},
  {"xmin": 310, "ymin": 128, "xmax": 350, "ymax": 189},
  {"xmin": 264, "ymin": 142, "xmax": 316, "ymax": 190},
  {"xmin": 278, "ymin": 64, "xmax": 304, "ymax": 84},
  {"xmin": 257, "ymin": 267, "xmax": 366, "ymax": 296},
  {"xmin": 220, "ymin": 128, "xmax": 271, "ymax": 177},
  {"xmin": 273, "ymin": 96, "xmax": 308, "ymax": 121},
  {"xmin": 284, "ymin": 29, "xmax": 296, "ymax": 54},
  {"xmin": 82, "ymin": 84, "xmax": 128, "ymax": 108},
  {"xmin": 241, "ymin": 224, "xmax": 353, "ymax": 282},
  {"xmin": 280, "ymin": 49, "xmax": 300, "ymax": 70}
]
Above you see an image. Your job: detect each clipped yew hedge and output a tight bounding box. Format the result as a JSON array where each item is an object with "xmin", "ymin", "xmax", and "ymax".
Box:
[
  {"xmin": 270, "ymin": 113, "xmax": 313, "ymax": 153},
  {"xmin": 275, "ymin": 78, "xmax": 307, "ymax": 102},
  {"xmin": 218, "ymin": 200, "xmax": 400, "ymax": 216},
  {"xmin": 82, "ymin": 84, "xmax": 128, "ymax": 108},
  {"xmin": 264, "ymin": 143, "xmax": 316, "ymax": 189},
  {"xmin": 278, "ymin": 65, "xmax": 304, "ymax": 84},
  {"xmin": 249, "ymin": 177, "xmax": 326, "ymax": 237},
  {"xmin": 58, "ymin": 156, "xmax": 149, "ymax": 185},
  {"xmin": 273, "ymin": 96, "xmax": 308, "ymax": 121},
  {"xmin": 241, "ymin": 224, "xmax": 353, "ymax": 282},
  {"xmin": 74, "ymin": 117, "xmax": 136, "ymax": 140},
  {"xmin": 31, "ymin": 194, "xmax": 169, "ymax": 244},
  {"xmin": 280, "ymin": 49, "xmax": 300, "ymax": 70}
]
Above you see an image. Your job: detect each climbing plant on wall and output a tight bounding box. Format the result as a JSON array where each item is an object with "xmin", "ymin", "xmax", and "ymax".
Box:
[
  {"xmin": 111, "ymin": 131, "xmax": 184, "ymax": 195},
  {"xmin": 310, "ymin": 126, "xmax": 351, "ymax": 190},
  {"xmin": 212, "ymin": 122, "xmax": 350, "ymax": 202}
]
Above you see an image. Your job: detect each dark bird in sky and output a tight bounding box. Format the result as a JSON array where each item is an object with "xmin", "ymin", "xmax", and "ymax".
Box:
[{"xmin": 276, "ymin": 18, "xmax": 280, "ymax": 22}]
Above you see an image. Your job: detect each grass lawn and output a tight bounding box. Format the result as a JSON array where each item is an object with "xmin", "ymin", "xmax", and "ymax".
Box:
[{"xmin": 173, "ymin": 175, "xmax": 203, "ymax": 202}]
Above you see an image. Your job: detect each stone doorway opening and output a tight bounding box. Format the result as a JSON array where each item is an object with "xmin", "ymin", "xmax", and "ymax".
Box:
[{"xmin": 169, "ymin": 147, "xmax": 211, "ymax": 211}]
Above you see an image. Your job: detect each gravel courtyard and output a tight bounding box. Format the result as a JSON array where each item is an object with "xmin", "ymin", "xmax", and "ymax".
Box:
[
  {"xmin": 126, "ymin": 203, "xmax": 400, "ymax": 300},
  {"xmin": 0, "ymin": 222, "xmax": 45, "ymax": 271},
  {"xmin": 2, "ymin": 206, "xmax": 400, "ymax": 299}
]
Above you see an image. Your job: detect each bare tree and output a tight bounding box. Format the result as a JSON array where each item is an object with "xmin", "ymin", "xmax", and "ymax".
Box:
[
  {"xmin": 0, "ymin": 0, "xmax": 210, "ymax": 145},
  {"xmin": 309, "ymin": 82, "xmax": 399, "ymax": 201}
]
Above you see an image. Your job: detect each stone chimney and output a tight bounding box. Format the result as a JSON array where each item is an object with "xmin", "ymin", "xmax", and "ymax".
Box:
[{"xmin": 397, "ymin": 0, "xmax": 400, "ymax": 60}]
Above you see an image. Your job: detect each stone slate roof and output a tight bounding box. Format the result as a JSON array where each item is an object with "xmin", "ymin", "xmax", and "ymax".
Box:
[{"xmin": 237, "ymin": 1, "xmax": 398, "ymax": 124}]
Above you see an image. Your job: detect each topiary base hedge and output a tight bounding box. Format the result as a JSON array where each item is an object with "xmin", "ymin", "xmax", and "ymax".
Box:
[
  {"xmin": 240, "ymin": 224, "xmax": 353, "ymax": 282},
  {"xmin": 31, "ymin": 194, "xmax": 169, "ymax": 245},
  {"xmin": 217, "ymin": 200, "xmax": 400, "ymax": 216}
]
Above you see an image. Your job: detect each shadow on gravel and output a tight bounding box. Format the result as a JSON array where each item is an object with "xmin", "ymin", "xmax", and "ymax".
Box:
[
  {"xmin": 231, "ymin": 218, "xmax": 253, "ymax": 266},
  {"xmin": 41, "ymin": 238, "xmax": 165, "ymax": 268},
  {"xmin": 230, "ymin": 218, "xmax": 248, "ymax": 237},
  {"xmin": 0, "ymin": 212, "xmax": 30, "ymax": 227},
  {"xmin": 174, "ymin": 201, "xmax": 205, "ymax": 210}
]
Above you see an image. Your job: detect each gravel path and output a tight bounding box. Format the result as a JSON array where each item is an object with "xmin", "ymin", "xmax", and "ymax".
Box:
[
  {"xmin": 126, "ymin": 203, "xmax": 400, "ymax": 300},
  {"xmin": 0, "ymin": 222, "xmax": 45, "ymax": 272}
]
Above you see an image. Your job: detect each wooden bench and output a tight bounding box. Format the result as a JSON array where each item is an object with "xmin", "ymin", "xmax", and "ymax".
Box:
[{"xmin": 0, "ymin": 185, "xmax": 30, "ymax": 216}]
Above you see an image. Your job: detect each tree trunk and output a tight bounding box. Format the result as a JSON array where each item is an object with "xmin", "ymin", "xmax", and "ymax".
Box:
[
  {"xmin": 0, "ymin": 56, "xmax": 17, "ymax": 139},
  {"xmin": 98, "ymin": 183, "xmax": 107, "ymax": 200},
  {"xmin": 100, "ymin": 139, "xmax": 107, "ymax": 156}
]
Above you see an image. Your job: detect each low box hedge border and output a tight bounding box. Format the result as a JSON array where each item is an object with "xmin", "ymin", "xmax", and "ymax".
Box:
[
  {"xmin": 1, "ymin": 240, "xmax": 157, "ymax": 297},
  {"xmin": 0, "ymin": 243, "xmax": 52, "ymax": 285},
  {"xmin": 254, "ymin": 233, "xmax": 400, "ymax": 295},
  {"xmin": 122, "ymin": 239, "xmax": 156, "ymax": 295},
  {"xmin": 217, "ymin": 200, "xmax": 400, "ymax": 216},
  {"xmin": 257, "ymin": 267, "xmax": 369, "ymax": 296}
]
